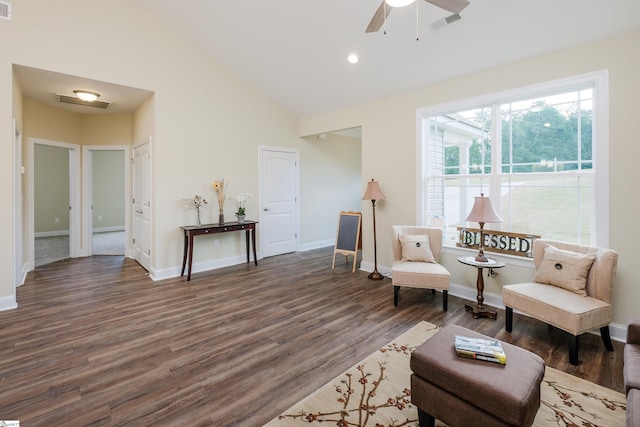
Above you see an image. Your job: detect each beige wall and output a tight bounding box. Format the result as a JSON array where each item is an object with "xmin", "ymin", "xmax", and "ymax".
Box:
[
  {"xmin": 300, "ymin": 31, "xmax": 640, "ymax": 329},
  {"xmin": 33, "ymin": 144, "xmax": 69, "ymax": 234},
  {"xmin": 22, "ymin": 99, "xmax": 133, "ymax": 255},
  {"xmin": 2, "ymin": 0, "xmax": 635, "ymax": 331},
  {"xmin": 92, "ymin": 150, "xmax": 125, "ymax": 229},
  {"xmin": 300, "ymin": 133, "xmax": 362, "ymax": 248},
  {"xmin": 1, "ymin": 0, "xmax": 350, "ymax": 308}
]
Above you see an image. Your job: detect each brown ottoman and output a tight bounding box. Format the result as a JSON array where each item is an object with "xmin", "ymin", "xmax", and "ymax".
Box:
[{"xmin": 410, "ymin": 324, "xmax": 545, "ymax": 427}]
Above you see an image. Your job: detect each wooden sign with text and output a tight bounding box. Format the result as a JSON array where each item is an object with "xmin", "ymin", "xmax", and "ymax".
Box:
[{"xmin": 457, "ymin": 227, "xmax": 540, "ymax": 258}]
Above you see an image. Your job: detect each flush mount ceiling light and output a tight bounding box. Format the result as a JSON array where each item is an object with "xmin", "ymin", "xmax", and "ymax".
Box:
[
  {"xmin": 73, "ymin": 90, "xmax": 100, "ymax": 102},
  {"xmin": 385, "ymin": 0, "xmax": 416, "ymax": 6},
  {"xmin": 347, "ymin": 54, "xmax": 359, "ymax": 64}
]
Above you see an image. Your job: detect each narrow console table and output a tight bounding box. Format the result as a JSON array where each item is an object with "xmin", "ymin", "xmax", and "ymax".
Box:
[{"xmin": 180, "ymin": 220, "xmax": 258, "ymax": 281}]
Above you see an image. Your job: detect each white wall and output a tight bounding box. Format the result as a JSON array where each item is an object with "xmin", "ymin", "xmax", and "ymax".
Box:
[{"xmin": 300, "ymin": 31, "xmax": 640, "ymax": 329}]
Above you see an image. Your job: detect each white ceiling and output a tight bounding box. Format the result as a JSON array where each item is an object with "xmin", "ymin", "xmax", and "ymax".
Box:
[
  {"xmin": 15, "ymin": 1, "xmax": 640, "ymax": 119},
  {"xmin": 134, "ymin": 0, "xmax": 640, "ymax": 118},
  {"xmin": 14, "ymin": 65, "xmax": 153, "ymax": 115}
]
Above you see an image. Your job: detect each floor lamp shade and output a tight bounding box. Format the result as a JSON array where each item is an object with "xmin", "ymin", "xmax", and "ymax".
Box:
[
  {"xmin": 466, "ymin": 193, "xmax": 502, "ymax": 262},
  {"xmin": 362, "ymin": 180, "xmax": 385, "ymax": 280}
]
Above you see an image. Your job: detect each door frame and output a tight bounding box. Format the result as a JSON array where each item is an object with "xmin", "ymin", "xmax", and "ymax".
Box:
[
  {"xmin": 28, "ymin": 137, "xmax": 82, "ymax": 270},
  {"xmin": 82, "ymin": 145, "xmax": 131, "ymax": 257},
  {"xmin": 258, "ymin": 145, "xmax": 300, "ymax": 257}
]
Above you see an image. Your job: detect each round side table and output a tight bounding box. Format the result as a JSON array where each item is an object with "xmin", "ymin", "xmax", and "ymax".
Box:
[{"xmin": 457, "ymin": 256, "xmax": 506, "ymax": 320}]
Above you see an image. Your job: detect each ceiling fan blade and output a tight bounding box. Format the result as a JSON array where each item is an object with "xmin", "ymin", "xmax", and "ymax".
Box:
[
  {"xmin": 425, "ymin": 0, "xmax": 470, "ymax": 14},
  {"xmin": 366, "ymin": 1, "xmax": 393, "ymax": 33}
]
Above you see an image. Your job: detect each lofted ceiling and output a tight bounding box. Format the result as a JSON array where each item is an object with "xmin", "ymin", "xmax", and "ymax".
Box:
[
  {"xmin": 134, "ymin": 0, "xmax": 640, "ymax": 118},
  {"xmin": 14, "ymin": 1, "xmax": 640, "ymax": 119}
]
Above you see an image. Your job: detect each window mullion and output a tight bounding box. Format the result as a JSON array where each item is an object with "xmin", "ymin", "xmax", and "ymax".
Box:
[{"xmin": 490, "ymin": 102, "xmax": 502, "ymax": 223}]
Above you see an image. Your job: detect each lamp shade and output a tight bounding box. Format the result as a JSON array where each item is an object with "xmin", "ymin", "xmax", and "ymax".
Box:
[
  {"xmin": 362, "ymin": 179, "xmax": 385, "ymax": 201},
  {"xmin": 466, "ymin": 194, "xmax": 502, "ymax": 223}
]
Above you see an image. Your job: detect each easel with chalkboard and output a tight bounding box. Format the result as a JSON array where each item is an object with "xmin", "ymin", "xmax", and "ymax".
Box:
[{"xmin": 332, "ymin": 211, "xmax": 362, "ymax": 273}]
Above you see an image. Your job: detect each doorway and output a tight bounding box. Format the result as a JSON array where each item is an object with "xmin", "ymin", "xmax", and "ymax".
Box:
[
  {"xmin": 30, "ymin": 138, "xmax": 81, "ymax": 268},
  {"xmin": 82, "ymin": 146, "xmax": 130, "ymax": 257}
]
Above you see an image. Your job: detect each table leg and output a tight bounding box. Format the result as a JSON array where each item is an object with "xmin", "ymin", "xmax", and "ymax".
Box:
[
  {"xmin": 181, "ymin": 233, "xmax": 188, "ymax": 277},
  {"xmin": 252, "ymin": 227, "xmax": 258, "ymax": 266},
  {"xmin": 476, "ymin": 267, "xmax": 485, "ymax": 307},
  {"xmin": 187, "ymin": 234, "xmax": 194, "ymax": 281},
  {"xmin": 245, "ymin": 230, "xmax": 250, "ymax": 263},
  {"xmin": 464, "ymin": 267, "xmax": 497, "ymax": 320}
]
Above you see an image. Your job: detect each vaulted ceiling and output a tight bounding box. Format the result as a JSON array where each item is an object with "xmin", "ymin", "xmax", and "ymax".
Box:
[
  {"xmin": 135, "ymin": 0, "xmax": 640, "ymax": 118},
  {"xmin": 16, "ymin": 1, "xmax": 640, "ymax": 119}
]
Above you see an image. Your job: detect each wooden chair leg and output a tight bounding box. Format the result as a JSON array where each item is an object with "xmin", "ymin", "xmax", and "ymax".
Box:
[
  {"xmin": 600, "ymin": 325, "xmax": 614, "ymax": 351},
  {"xmin": 442, "ymin": 290, "xmax": 448, "ymax": 312},
  {"xmin": 393, "ymin": 286, "xmax": 400, "ymax": 307},
  {"xmin": 505, "ymin": 307, "xmax": 513, "ymax": 332},
  {"xmin": 569, "ymin": 334, "xmax": 579, "ymax": 365}
]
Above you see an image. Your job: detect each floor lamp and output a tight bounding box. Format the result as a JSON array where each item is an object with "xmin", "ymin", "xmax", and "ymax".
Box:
[{"xmin": 362, "ymin": 179, "xmax": 385, "ymax": 280}]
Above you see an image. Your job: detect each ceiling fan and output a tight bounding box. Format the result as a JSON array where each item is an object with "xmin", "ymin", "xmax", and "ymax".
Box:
[{"xmin": 365, "ymin": 0, "xmax": 470, "ymax": 33}]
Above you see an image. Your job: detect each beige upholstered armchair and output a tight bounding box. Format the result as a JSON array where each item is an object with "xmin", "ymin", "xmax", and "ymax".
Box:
[
  {"xmin": 503, "ymin": 238, "xmax": 618, "ymax": 365},
  {"xmin": 391, "ymin": 226, "xmax": 450, "ymax": 311}
]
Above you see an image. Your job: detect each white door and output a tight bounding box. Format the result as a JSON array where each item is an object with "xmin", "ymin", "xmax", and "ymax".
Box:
[
  {"xmin": 133, "ymin": 141, "xmax": 151, "ymax": 271},
  {"xmin": 260, "ymin": 147, "xmax": 298, "ymax": 257}
]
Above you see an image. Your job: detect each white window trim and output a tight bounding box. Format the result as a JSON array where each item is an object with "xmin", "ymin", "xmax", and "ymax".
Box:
[{"xmin": 416, "ymin": 70, "xmax": 610, "ymax": 248}]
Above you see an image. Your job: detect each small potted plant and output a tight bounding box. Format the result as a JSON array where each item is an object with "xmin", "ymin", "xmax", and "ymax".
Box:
[{"xmin": 234, "ymin": 192, "xmax": 251, "ymax": 223}]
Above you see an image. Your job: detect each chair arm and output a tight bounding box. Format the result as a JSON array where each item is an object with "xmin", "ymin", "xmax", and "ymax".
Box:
[{"xmin": 628, "ymin": 320, "xmax": 640, "ymax": 345}]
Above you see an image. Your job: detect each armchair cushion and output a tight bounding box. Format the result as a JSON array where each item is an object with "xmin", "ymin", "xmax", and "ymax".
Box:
[
  {"xmin": 533, "ymin": 244, "xmax": 596, "ymax": 296},
  {"xmin": 400, "ymin": 234, "xmax": 435, "ymax": 263},
  {"xmin": 502, "ymin": 282, "xmax": 611, "ymax": 335}
]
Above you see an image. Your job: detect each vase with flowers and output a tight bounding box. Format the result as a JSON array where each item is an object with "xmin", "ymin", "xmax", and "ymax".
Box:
[
  {"xmin": 212, "ymin": 178, "xmax": 227, "ymax": 224},
  {"xmin": 181, "ymin": 195, "xmax": 208, "ymax": 227},
  {"xmin": 234, "ymin": 192, "xmax": 252, "ymax": 223}
]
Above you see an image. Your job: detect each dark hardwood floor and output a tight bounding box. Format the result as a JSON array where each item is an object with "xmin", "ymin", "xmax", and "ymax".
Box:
[{"xmin": 0, "ymin": 248, "xmax": 624, "ymax": 426}]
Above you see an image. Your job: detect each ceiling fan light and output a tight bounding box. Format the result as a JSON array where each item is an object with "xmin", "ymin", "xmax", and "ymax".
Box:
[
  {"xmin": 385, "ymin": 0, "xmax": 416, "ymax": 7},
  {"xmin": 73, "ymin": 90, "xmax": 100, "ymax": 102}
]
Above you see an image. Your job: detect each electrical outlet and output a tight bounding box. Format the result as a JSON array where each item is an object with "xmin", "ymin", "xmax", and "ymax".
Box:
[
  {"xmin": 214, "ymin": 239, "xmax": 219, "ymax": 248},
  {"xmin": 98, "ymin": 215, "xmax": 102, "ymax": 221},
  {"xmin": 54, "ymin": 217, "xmax": 60, "ymax": 224}
]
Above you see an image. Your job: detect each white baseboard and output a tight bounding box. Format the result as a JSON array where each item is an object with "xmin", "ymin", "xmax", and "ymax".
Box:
[
  {"xmin": 35, "ymin": 230, "xmax": 69, "ymax": 238},
  {"xmin": 93, "ymin": 226, "xmax": 125, "ymax": 233},
  {"xmin": 152, "ymin": 253, "xmax": 254, "ymax": 281},
  {"xmin": 298, "ymin": 239, "xmax": 336, "ymax": 252},
  {"xmin": 0, "ymin": 295, "xmax": 18, "ymax": 312}
]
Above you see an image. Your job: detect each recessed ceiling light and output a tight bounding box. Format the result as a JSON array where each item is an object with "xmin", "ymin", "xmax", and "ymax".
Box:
[
  {"xmin": 385, "ymin": 0, "xmax": 416, "ymax": 7},
  {"xmin": 347, "ymin": 54, "xmax": 359, "ymax": 64},
  {"xmin": 73, "ymin": 90, "xmax": 100, "ymax": 102}
]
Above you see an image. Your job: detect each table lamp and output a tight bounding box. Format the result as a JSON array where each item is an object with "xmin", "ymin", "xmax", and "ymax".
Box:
[
  {"xmin": 466, "ymin": 193, "xmax": 502, "ymax": 262},
  {"xmin": 362, "ymin": 179, "xmax": 385, "ymax": 280}
]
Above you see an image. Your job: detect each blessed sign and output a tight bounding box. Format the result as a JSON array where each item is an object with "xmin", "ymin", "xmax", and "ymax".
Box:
[{"xmin": 457, "ymin": 227, "xmax": 540, "ymax": 258}]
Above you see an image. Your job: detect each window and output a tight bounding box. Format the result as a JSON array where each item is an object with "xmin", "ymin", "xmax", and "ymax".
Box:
[{"xmin": 420, "ymin": 72, "xmax": 609, "ymax": 248}]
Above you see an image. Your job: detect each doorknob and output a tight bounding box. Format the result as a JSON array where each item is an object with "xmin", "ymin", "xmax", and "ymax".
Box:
[
  {"xmin": 136, "ymin": 209, "xmax": 143, "ymax": 214},
  {"xmin": 263, "ymin": 208, "xmax": 270, "ymax": 211}
]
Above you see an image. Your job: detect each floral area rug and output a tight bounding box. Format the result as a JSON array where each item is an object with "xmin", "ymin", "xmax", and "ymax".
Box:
[{"xmin": 264, "ymin": 321, "xmax": 626, "ymax": 427}]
